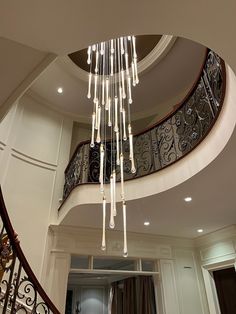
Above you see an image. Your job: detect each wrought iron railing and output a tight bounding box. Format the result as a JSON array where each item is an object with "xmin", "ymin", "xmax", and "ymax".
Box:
[
  {"xmin": 0, "ymin": 187, "xmax": 60, "ymax": 313},
  {"xmin": 63, "ymin": 50, "xmax": 226, "ymax": 201}
]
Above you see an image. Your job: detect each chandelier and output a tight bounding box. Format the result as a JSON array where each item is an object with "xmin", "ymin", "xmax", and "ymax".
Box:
[{"xmin": 87, "ymin": 36, "xmax": 139, "ymax": 257}]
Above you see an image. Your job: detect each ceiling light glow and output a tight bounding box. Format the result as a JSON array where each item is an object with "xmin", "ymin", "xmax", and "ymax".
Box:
[
  {"xmin": 184, "ymin": 196, "xmax": 192, "ymax": 202},
  {"xmin": 57, "ymin": 87, "xmax": 63, "ymax": 94},
  {"xmin": 86, "ymin": 36, "xmax": 140, "ymax": 258},
  {"xmin": 197, "ymin": 229, "xmax": 203, "ymax": 233},
  {"xmin": 144, "ymin": 221, "xmax": 150, "ymax": 226}
]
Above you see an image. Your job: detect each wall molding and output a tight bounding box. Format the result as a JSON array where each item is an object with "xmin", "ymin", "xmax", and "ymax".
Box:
[
  {"xmin": 11, "ymin": 152, "xmax": 56, "ymax": 172},
  {"xmin": 11, "ymin": 148, "xmax": 58, "ymax": 168},
  {"xmin": 195, "ymin": 225, "xmax": 236, "ymax": 248}
]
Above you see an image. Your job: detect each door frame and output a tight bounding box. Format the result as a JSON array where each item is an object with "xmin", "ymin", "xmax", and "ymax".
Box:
[{"xmin": 202, "ymin": 258, "xmax": 236, "ymax": 314}]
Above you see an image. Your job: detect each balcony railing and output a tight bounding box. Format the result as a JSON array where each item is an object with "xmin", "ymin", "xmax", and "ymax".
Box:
[
  {"xmin": 63, "ymin": 50, "xmax": 226, "ymax": 201},
  {"xmin": 0, "ymin": 187, "xmax": 60, "ymax": 313}
]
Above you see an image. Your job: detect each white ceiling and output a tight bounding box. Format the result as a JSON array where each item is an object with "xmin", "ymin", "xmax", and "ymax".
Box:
[
  {"xmin": 1, "ymin": 1, "xmax": 236, "ymax": 240},
  {"xmin": 61, "ymin": 128, "xmax": 236, "ymax": 239},
  {"xmin": 30, "ymin": 37, "xmax": 206, "ymax": 122}
]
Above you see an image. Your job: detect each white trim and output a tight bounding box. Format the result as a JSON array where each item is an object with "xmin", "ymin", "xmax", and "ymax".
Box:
[
  {"xmin": 70, "ymin": 268, "xmax": 159, "ymax": 276},
  {"xmin": 202, "ymin": 258, "xmax": 236, "ymax": 314}
]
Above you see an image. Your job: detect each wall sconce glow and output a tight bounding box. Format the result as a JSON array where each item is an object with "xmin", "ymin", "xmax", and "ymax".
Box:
[
  {"xmin": 144, "ymin": 221, "xmax": 150, "ymax": 226},
  {"xmin": 197, "ymin": 229, "xmax": 203, "ymax": 233},
  {"xmin": 184, "ymin": 196, "xmax": 192, "ymax": 202},
  {"xmin": 57, "ymin": 87, "xmax": 63, "ymax": 94}
]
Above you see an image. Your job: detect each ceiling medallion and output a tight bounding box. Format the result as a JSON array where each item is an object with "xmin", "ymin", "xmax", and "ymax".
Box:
[{"xmin": 86, "ymin": 36, "xmax": 139, "ymax": 257}]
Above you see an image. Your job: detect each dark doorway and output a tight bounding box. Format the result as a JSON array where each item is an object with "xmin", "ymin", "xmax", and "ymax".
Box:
[{"xmin": 213, "ymin": 267, "xmax": 236, "ymax": 314}]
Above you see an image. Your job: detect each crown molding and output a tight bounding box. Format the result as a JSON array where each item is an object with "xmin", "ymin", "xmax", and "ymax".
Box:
[{"xmin": 26, "ymin": 89, "xmax": 91, "ymax": 124}]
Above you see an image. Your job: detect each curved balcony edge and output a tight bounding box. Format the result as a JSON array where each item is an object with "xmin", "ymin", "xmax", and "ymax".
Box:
[{"xmin": 60, "ymin": 50, "xmax": 226, "ymax": 211}]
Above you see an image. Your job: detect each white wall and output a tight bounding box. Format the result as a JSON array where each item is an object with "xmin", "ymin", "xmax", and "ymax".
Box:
[
  {"xmin": 46, "ymin": 225, "xmax": 208, "ymax": 314},
  {"xmin": 0, "ymin": 37, "xmax": 56, "ymax": 121},
  {"xmin": 70, "ymin": 121, "xmax": 90, "ymax": 157},
  {"xmin": 0, "ymin": 94, "xmax": 73, "ymax": 279},
  {"xmin": 195, "ymin": 226, "xmax": 236, "ymax": 314}
]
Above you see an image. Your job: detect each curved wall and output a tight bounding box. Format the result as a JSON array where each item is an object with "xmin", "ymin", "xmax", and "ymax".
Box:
[
  {"xmin": 58, "ymin": 63, "xmax": 236, "ymax": 225},
  {"xmin": 0, "ymin": 94, "xmax": 73, "ymax": 278}
]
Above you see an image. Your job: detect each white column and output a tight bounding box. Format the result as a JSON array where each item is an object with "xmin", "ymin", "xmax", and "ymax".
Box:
[
  {"xmin": 159, "ymin": 259, "xmax": 180, "ymax": 314},
  {"xmin": 48, "ymin": 251, "xmax": 71, "ymax": 313}
]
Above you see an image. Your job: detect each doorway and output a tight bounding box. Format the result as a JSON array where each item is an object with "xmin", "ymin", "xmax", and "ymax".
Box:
[{"xmin": 213, "ymin": 267, "xmax": 236, "ymax": 314}]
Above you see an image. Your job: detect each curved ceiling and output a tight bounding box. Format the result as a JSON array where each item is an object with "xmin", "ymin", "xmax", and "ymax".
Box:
[
  {"xmin": 30, "ymin": 37, "xmax": 206, "ymax": 123},
  {"xmin": 59, "ymin": 65, "xmax": 236, "ymax": 238},
  {"xmin": 1, "ymin": 1, "xmax": 236, "ymax": 240},
  {"xmin": 0, "ymin": 1, "xmax": 235, "ymax": 74},
  {"xmin": 69, "ymin": 34, "xmax": 162, "ymax": 73}
]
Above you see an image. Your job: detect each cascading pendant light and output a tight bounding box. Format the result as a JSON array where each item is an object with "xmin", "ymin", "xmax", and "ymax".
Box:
[{"xmin": 87, "ymin": 36, "xmax": 139, "ymax": 257}]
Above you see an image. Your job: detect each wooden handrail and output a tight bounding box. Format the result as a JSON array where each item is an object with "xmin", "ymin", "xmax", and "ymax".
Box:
[
  {"xmin": 65, "ymin": 48, "xmax": 208, "ymax": 173},
  {"xmin": 0, "ymin": 187, "xmax": 60, "ymax": 313},
  {"xmin": 61, "ymin": 50, "xmax": 226, "ymax": 206}
]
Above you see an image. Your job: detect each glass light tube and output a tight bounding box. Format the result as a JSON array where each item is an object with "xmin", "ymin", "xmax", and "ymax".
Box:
[
  {"xmin": 94, "ymin": 74, "xmax": 98, "ymax": 103},
  {"xmin": 99, "ymin": 144, "xmax": 104, "ymax": 192},
  {"xmin": 87, "ymin": 73, "xmax": 92, "ymax": 99},
  {"xmin": 127, "ymin": 76, "xmax": 132, "ymax": 104},
  {"xmin": 123, "ymin": 201, "xmax": 128, "ymax": 257},
  {"xmin": 90, "ymin": 112, "xmax": 95, "ymax": 148},
  {"xmin": 105, "ymin": 77, "xmax": 109, "ymax": 110},
  {"xmin": 131, "ymin": 62, "xmax": 136, "ymax": 87},
  {"xmin": 110, "ymin": 54, "xmax": 114, "ymax": 76},
  {"xmin": 116, "ymin": 132, "xmax": 120, "ymax": 165},
  {"xmin": 129, "ymin": 133, "xmax": 134, "ymax": 160},
  {"xmin": 87, "ymin": 35, "xmax": 140, "ymax": 256},
  {"xmin": 100, "ymin": 42, "xmax": 105, "ymax": 55},
  {"xmin": 120, "ymin": 153, "xmax": 124, "ymax": 199},
  {"xmin": 134, "ymin": 57, "xmax": 139, "ymax": 84},
  {"xmin": 122, "ymin": 109, "xmax": 127, "ymax": 140},
  {"xmin": 113, "ymin": 170, "xmax": 117, "ymax": 216},
  {"xmin": 114, "ymin": 96, "xmax": 118, "ymax": 132},
  {"xmin": 120, "ymin": 37, "xmax": 125, "ymax": 55},
  {"xmin": 121, "ymin": 70, "xmax": 126, "ymax": 99},
  {"xmin": 111, "ymin": 39, "xmax": 114, "ymax": 54},
  {"xmin": 101, "ymin": 196, "xmax": 106, "ymax": 251},
  {"xmin": 119, "ymin": 87, "xmax": 123, "ymax": 112},
  {"xmin": 102, "ymin": 79, "xmax": 105, "ymax": 105},
  {"xmin": 108, "ymin": 98, "xmax": 112, "ymax": 127},
  {"xmin": 131, "ymin": 156, "xmax": 136, "ymax": 174},
  {"xmin": 87, "ymin": 46, "xmax": 92, "ymax": 64},
  {"xmin": 95, "ymin": 49, "xmax": 99, "ymax": 73},
  {"xmin": 109, "ymin": 175, "xmax": 115, "ymax": 229},
  {"xmin": 96, "ymin": 106, "xmax": 101, "ymax": 143},
  {"xmin": 95, "ymin": 99, "xmax": 99, "ymax": 130},
  {"xmin": 125, "ymin": 53, "xmax": 129, "ymax": 76},
  {"xmin": 132, "ymin": 36, "xmax": 137, "ymax": 58}
]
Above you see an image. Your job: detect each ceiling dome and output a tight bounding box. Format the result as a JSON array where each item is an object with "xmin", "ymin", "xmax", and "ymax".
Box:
[{"xmin": 68, "ymin": 35, "xmax": 162, "ymax": 74}]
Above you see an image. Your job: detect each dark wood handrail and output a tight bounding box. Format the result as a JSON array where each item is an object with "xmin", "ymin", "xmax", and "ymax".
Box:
[
  {"xmin": 0, "ymin": 186, "xmax": 60, "ymax": 313},
  {"xmin": 61, "ymin": 50, "xmax": 226, "ymax": 206},
  {"xmin": 65, "ymin": 48, "xmax": 208, "ymax": 173}
]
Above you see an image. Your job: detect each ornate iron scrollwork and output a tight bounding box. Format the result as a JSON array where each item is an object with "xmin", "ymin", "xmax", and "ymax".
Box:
[
  {"xmin": 0, "ymin": 189, "xmax": 60, "ymax": 313},
  {"xmin": 63, "ymin": 50, "xmax": 225, "ymax": 200}
]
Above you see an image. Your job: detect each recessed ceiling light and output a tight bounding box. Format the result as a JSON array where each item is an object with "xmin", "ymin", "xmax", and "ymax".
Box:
[
  {"xmin": 57, "ymin": 87, "xmax": 63, "ymax": 94},
  {"xmin": 184, "ymin": 196, "xmax": 192, "ymax": 202},
  {"xmin": 197, "ymin": 229, "xmax": 203, "ymax": 233},
  {"xmin": 144, "ymin": 221, "xmax": 150, "ymax": 226}
]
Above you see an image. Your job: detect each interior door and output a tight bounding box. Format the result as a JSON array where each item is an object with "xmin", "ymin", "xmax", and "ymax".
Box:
[{"xmin": 213, "ymin": 267, "xmax": 236, "ymax": 314}]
